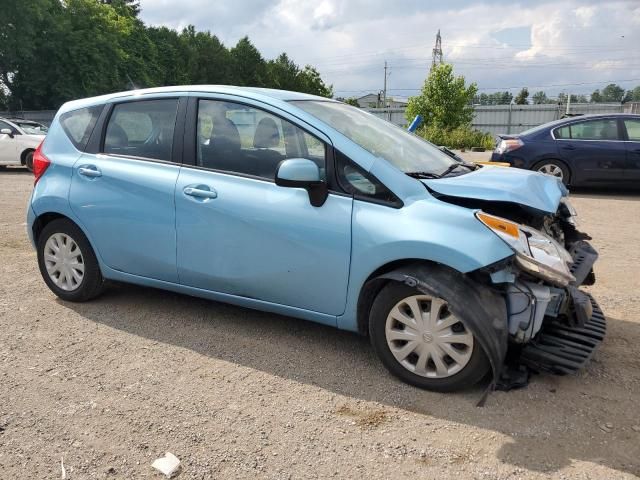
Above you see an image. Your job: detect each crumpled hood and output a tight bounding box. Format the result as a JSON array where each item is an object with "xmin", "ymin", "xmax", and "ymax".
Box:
[{"xmin": 422, "ymin": 165, "xmax": 567, "ymax": 214}]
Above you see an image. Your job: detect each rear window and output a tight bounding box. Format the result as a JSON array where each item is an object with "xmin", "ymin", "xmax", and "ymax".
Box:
[{"xmin": 60, "ymin": 106, "xmax": 103, "ymax": 150}]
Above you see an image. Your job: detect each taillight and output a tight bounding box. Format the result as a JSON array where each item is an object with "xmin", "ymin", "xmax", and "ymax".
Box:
[
  {"xmin": 495, "ymin": 138, "xmax": 524, "ymax": 154},
  {"xmin": 33, "ymin": 141, "xmax": 51, "ymax": 185}
]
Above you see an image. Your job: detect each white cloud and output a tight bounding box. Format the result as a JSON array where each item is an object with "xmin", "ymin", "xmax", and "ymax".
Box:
[{"xmin": 138, "ymin": 0, "xmax": 640, "ymax": 98}]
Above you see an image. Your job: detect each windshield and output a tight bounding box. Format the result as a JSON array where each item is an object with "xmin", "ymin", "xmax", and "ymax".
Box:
[
  {"xmin": 290, "ymin": 101, "xmax": 457, "ymax": 175},
  {"xmin": 15, "ymin": 121, "xmax": 48, "ymax": 135}
]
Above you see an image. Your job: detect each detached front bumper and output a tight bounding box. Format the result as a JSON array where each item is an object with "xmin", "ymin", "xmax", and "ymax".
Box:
[
  {"xmin": 520, "ymin": 292, "xmax": 606, "ymax": 374},
  {"xmin": 504, "ymin": 239, "xmax": 606, "ymax": 375}
]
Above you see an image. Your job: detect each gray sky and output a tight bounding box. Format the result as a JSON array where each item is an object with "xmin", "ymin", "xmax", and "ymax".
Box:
[{"xmin": 138, "ymin": 0, "xmax": 640, "ymax": 99}]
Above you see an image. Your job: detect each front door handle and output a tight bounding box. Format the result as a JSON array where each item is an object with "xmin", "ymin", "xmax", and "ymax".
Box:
[
  {"xmin": 78, "ymin": 165, "xmax": 102, "ymax": 178},
  {"xmin": 183, "ymin": 186, "xmax": 217, "ymax": 199}
]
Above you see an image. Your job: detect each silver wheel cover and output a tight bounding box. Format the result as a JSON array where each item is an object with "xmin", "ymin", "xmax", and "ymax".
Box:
[
  {"xmin": 537, "ymin": 163, "xmax": 564, "ymax": 179},
  {"xmin": 43, "ymin": 233, "xmax": 85, "ymax": 291},
  {"xmin": 385, "ymin": 295, "xmax": 474, "ymax": 379}
]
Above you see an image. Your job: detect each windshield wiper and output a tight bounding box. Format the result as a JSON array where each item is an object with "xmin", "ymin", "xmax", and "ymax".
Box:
[{"xmin": 405, "ymin": 171, "xmax": 442, "ymax": 179}]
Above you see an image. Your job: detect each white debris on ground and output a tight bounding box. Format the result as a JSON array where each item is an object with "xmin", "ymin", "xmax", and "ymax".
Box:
[{"xmin": 152, "ymin": 452, "xmax": 181, "ymax": 478}]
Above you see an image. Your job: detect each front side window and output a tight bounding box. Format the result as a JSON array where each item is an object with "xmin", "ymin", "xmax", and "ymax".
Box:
[
  {"xmin": 104, "ymin": 99, "xmax": 179, "ymax": 161},
  {"xmin": 624, "ymin": 119, "xmax": 640, "ymax": 141},
  {"xmin": 290, "ymin": 100, "xmax": 458, "ymax": 176},
  {"xmin": 555, "ymin": 119, "xmax": 619, "ymax": 141},
  {"xmin": 197, "ymin": 100, "xmax": 326, "ymax": 180}
]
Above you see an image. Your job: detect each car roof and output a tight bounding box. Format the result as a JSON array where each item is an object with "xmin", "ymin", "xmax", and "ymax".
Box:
[
  {"xmin": 517, "ymin": 113, "xmax": 640, "ymax": 137},
  {"xmin": 59, "ymin": 85, "xmax": 335, "ymax": 114}
]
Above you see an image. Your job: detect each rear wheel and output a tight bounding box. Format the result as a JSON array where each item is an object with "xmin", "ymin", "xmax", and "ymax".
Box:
[
  {"xmin": 24, "ymin": 151, "xmax": 34, "ymax": 172},
  {"xmin": 37, "ymin": 219, "xmax": 104, "ymax": 302},
  {"xmin": 534, "ymin": 160, "xmax": 569, "ymax": 185},
  {"xmin": 370, "ymin": 282, "xmax": 489, "ymax": 392}
]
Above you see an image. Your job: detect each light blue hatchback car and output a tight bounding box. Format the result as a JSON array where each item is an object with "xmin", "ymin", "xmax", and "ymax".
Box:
[{"xmin": 27, "ymin": 86, "xmax": 605, "ymax": 392}]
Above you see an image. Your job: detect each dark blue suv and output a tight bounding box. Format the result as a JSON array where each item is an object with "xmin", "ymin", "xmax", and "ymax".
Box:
[{"xmin": 490, "ymin": 114, "xmax": 640, "ymax": 186}]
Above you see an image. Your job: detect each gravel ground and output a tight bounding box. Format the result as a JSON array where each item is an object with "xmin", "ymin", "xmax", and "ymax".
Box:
[{"xmin": 1, "ymin": 166, "xmax": 639, "ymax": 479}]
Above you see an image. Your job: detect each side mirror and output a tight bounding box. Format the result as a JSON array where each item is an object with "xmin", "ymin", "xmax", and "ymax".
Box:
[
  {"xmin": 1, "ymin": 128, "xmax": 13, "ymax": 138},
  {"xmin": 275, "ymin": 158, "xmax": 328, "ymax": 207}
]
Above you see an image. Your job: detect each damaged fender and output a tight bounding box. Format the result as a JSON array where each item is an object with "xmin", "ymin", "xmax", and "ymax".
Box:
[{"xmin": 377, "ymin": 264, "xmax": 508, "ymax": 395}]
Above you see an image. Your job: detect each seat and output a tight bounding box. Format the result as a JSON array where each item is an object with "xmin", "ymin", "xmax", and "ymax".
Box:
[
  {"xmin": 599, "ymin": 123, "xmax": 617, "ymax": 140},
  {"xmin": 201, "ymin": 117, "xmax": 242, "ymax": 172},
  {"xmin": 252, "ymin": 117, "xmax": 284, "ymax": 178},
  {"xmin": 105, "ymin": 123, "xmax": 129, "ymax": 154}
]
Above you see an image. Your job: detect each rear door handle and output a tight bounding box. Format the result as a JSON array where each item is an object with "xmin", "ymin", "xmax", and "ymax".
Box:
[
  {"xmin": 78, "ymin": 165, "xmax": 102, "ymax": 178},
  {"xmin": 183, "ymin": 186, "xmax": 217, "ymax": 199},
  {"xmin": 561, "ymin": 145, "xmax": 576, "ymax": 151}
]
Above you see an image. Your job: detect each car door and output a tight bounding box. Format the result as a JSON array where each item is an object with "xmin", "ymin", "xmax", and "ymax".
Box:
[
  {"xmin": 0, "ymin": 120, "xmax": 18, "ymax": 164},
  {"xmin": 175, "ymin": 96, "xmax": 352, "ymax": 316},
  {"xmin": 622, "ymin": 118, "xmax": 640, "ymax": 180},
  {"xmin": 554, "ymin": 117, "xmax": 627, "ymax": 184},
  {"xmin": 69, "ymin": 96, "xmax": 186, "ymax": 282}
]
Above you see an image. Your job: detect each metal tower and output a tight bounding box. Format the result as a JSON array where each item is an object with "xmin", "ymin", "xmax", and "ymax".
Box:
[{"xmin": 431, "ymin": 30, "xmax": 443, "ymax": 71}]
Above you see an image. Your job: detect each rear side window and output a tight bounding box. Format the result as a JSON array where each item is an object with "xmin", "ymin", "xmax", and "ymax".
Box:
[
  {"xmin": 555, "ymin": 119, "xmax": 619, "ymax": 141},
  {"xmin": 624, "ymin": 119, "xmax": 640, "ymax": 141},
  {"xmin": 104, "ymin": 99, "xmax": 179, "ymax": 162},
  {"xmin": 60, "ymin": 106, "xmax": 103, "ymax": 150}
]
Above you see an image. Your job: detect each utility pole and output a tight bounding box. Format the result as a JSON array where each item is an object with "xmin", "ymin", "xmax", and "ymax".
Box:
[
  {"xmin": 383, "ymin": 61, "xmax": 388, "ymax": 109},
  {"xmin": 431, "ymin": 29, "xmax": 443, "ymax": 71}
]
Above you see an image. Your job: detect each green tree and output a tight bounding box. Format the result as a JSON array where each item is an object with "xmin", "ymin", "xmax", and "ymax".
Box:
[
  {"xmin": 532, "ymin": 91, "xmax": 555, "ymax": 104},
  {"xmin": 590, "ymin": 89, "xmax": 602, "ymax": 103},
  {"xmin": 296, "ymin": 65, "xmax": 332, "ymax": 97},
  {"xmin": 406, "ymin": 63, "xmax": 477, "ymax": 129},
  {"xmin": 514, "ymin": 87, "xmax": 529, "ymax": 105},
  {"xmin": 267, "ymin": 53, "xmax": 300, "ymax": 91},
  {"xmin": 600, "ymin": 83, "xmax": 625, "ymax": 102},
  {"xmin": 230, "ymin": 36, "xmax": 267, "ymax": 87},
  {"xmin": 343, "ymin": 97, "xmax": 359, "ymax": 107},
  {"xmin": 181, "ymin": 26, "xmax": 232, "ymax": 85},
  {"xmin": 632, "ymin": 86, "xmax": 640, "ymax": 101}
]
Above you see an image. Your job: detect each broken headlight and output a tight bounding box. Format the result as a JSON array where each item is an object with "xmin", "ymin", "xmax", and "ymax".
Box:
[{"xmin": 476, "ymin": 212, "xmax": 575, "ymax": 287}]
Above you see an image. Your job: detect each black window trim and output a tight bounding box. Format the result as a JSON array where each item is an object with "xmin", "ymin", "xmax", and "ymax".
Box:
[
  {"xmin": 87, "ymin": 96, "xmax": 187, "ymax": 164},
  {"xmin": 183, "ymin": 96, "xmax": 340, "ymax": 190}
]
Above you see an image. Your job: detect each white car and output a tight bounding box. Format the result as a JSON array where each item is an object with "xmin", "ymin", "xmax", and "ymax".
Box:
[{"xmin": 0, "ymin": 118, "xmax": 48, "ymax": 171}]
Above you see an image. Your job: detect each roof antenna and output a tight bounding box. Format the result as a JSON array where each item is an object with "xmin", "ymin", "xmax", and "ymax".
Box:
[{"xmin": 126, "ymin": 73, "xmax": 139, "ymax": 90}]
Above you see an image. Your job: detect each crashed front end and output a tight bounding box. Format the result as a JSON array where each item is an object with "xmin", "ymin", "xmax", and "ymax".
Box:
[{"xmin": 477, "ymin": 198, "xmax": 605, "ymax": 376}]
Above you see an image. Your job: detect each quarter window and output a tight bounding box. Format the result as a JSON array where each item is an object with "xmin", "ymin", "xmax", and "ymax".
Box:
[
  {"xmin": 335, "ymin": 150, "xmax": 398, "ymax": 205},
  {"xmin": 104, "ymin": 99, "xmax": 179, "ymax": 161},
  {"xmin": 196, "ymin": 100, "xmax": 326, "ymax": 181},
  {"xmin": 60, "ymin": 106, "xmax": 103, "ymax": 150},
  {"xmin": 555, "ymin": 119, "xmax": 619, "ymax": 141},
  {"xmin": 624, "ymin": 119, "xmax": 640, "ymax": 141}
]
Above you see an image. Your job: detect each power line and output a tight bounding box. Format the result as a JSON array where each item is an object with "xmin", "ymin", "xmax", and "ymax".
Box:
[{"xmin": 333, "ymin": 77, "xmax": 640, "ymax": 94}]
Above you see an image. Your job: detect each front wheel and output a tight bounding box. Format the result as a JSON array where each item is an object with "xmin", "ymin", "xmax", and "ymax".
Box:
[
  {"xmin": 370, "ymin": 282, "xmax": 489, "ymax": 392},
  {"xmin": 37, "ymin": 219, "xmax": 105, "ymax": 302}
]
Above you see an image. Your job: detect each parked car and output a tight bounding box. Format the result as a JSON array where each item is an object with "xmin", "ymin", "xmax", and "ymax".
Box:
[
  {"xmin": 27, "ymin": 86, "xmax": 604, "ymax": 392},
  {"xmin": 490, "ymin": 113, "xmax": 640, "ymax": 186},
  {"xmin": 0, "ymin": 118, "xmax": 48, "ymax": 171}
]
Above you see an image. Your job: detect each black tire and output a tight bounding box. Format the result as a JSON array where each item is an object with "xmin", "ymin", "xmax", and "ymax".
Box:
[
  {"xmin": 37, "ymin": 218, "xmax": 104, "ymax": 302},
  {"xmin": 369, "ymin": 282, "xmax": 490, "ymax": 392},
  {"xmin": 24, "ymin": 151, "xmax": 34, "ymax": 172},
  {"xmin": 533, "ymin": 159, "xmax": 570, "ymax": 185}
]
